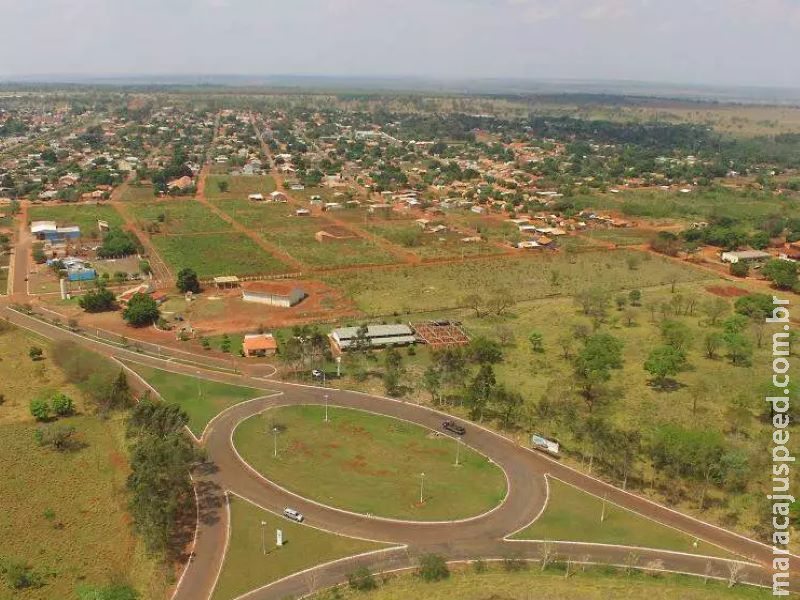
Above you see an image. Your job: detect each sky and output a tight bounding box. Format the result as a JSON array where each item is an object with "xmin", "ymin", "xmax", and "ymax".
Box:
[{"xmin": 2, "ymin": 0, "xmax": 799, "ymax": 88}]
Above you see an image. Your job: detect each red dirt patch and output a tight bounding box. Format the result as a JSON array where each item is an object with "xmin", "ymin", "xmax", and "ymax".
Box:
[{"xmin": 706, "ymin": 285, "xmax": 750, "ymax": 298}]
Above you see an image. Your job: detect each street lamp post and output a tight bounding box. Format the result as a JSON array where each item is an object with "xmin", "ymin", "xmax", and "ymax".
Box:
[
  {"xmin": 272, "ymin": 427, "xmax": 279, "ymax": 458},
  {"xmin": 324, "ymin": 393, "xmax": 329, "ymax": 422},
  {"xmin": 455, "ymin": 437, "xmax": 461, "ymax": 467},
  {"xmin": 261, "ymin": 520, "xmax": 267, "ymax": 555},
  {"xmin": 419, "ymin": 472, "xmax": 425, "ymax": 504}
]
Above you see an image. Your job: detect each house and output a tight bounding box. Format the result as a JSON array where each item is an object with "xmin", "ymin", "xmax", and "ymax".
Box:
[
  {"xmin": 330, "ymin": 324, "xmax": 416, "ymax": 353},
  {"xmin": 31, "ymin": 221, "xmax": 81, "ymax": 242},
  {"xmin": 248, "ymin": 193, "xmax": 264, "ymax": 201},
  {"xmin": 720, "ymin": 250, "xmax": 772, "ymax": 264},
  {"xmin": 241, "ymin": 281, "xmax": 305, "ymax": 307},
  {"xmin": 269, "ymin": 191, "xmax": 288, "ymax": 203},
  {"xmin": 213, "ymin": 275, "xmax": 240, "ymax": 289},
  {"xmin": 295, "ymin": 208, "xmax": 311, "ymax": 217},
  {"xmin": 242, "ymin": 333, "xmax": 278, "ymax": 357}
]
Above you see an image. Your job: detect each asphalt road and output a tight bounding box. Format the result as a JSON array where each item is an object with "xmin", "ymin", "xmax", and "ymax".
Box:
[{"xmin": 0, "ymin": 306, "xmax": 794, "ymax": 599}]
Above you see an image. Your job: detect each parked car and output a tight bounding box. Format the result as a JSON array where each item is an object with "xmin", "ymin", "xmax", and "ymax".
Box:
[
  {"xmin": 442, "ymin": 420, "xmax": 466, "ymax": 435},
  {"xmin": 283, "ymin": 508, "xmax": 304, "ymax": 523},
  {"xmin": 311, "ymin": 369, "xmax": 323, "ymax": 378}
]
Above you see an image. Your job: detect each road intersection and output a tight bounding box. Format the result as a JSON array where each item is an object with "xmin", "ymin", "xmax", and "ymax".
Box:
[{"xmin": 0, "ymin": 305, "xmax": 794, "ymax": 599}]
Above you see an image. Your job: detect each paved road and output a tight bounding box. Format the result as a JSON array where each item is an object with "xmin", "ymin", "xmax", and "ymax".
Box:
[{"xmin": 0, "ymin": 306, "xmax": 793, "ymax": 599}]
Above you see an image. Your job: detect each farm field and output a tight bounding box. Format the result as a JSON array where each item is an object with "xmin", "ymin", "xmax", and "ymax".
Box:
[
  {"xmin": 211, "ymin": 495, "xmax": 388, "ymax": 600},
  {"xmin": 582, "ymin": 227, "xmax": 653, "ymax": 246},
  {"xmin": 307, "ymin": 564, "xmax": 772, "ymax": 600},
  {"xmin": 128, "ymin": 199, "xmax": 233, "ymax": 234},
  {"xmin": 150, "ymin": 232, "xmax": 293, "ymax": 279},
  {"xmin": 0, "ymin": 326, "xmax": 167, "ymax": 599},
  {"xmin": 512, "ymin": 478, "xmax": 733, "ymax": 558},
  {"xmin": 118, "ymin": 183, "xmax": 156, "ymax": 202},
  {"xmin": 320, "ymin": 249, "xmax": 714, "ymax": 315},
  {"xmin": 124, "ymin": 363, "xmax": 268, "ymax": 436},
  {"xmin": 28, "ymin": 203, "xmax": 125, "ymax": 235},
  {"xmin": 206, "ymin": 174, "xmax": 276, "ymax": 200},
  {"xmin": 234, "ymin": 405, "xmax": 507, "ymax": 521},
  {"xmin": 263, "ymin": 221, "xmax": 399, "ymax": 269},
  {"xmin": 363, "ymin": 220, "xmax": 504, "ymax": 260},
  {"xmin": 210, "ymin": 198, "xmax": 296, "ymax": 230}
]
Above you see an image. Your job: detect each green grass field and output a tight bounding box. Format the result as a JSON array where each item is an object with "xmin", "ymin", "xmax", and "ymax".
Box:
[
  {"xmin": 320, "ymin": 250, "xmax": 713, "ymax": 314},
  {"xmin": 150, "ymin": 232, "xmax": 293, "ymax": 278},
  {"xmin": 363, "ymin": 221, "xmax": 503, "ymax": 260},
  {"xmin": 308, "ymin": 564, "xmax": 772, "ymax": 600},
  {"xmin": 123, "ymin": 364, "xmax": 267, "ymax": 436},
  {"xmin": 210, "ymin": 198, "xmax": 296, "ymax": 229},
  {"xmin": 512, "ymin": 479, "xmax": 733, "ymax": 558},
  {"xmin": 0, "ymin": 326, "xmax": 166, "ymax": 599},
  {"xmin": 211, "ymin": 495, "xmax": 388, "ymax": 600},
  {"xmin": 28, "ymin": 203, "xmax": 124, "ymax": 236},
  {"xmin": 569, "ymin": 187, "xmax": 800, "ymax": 224},
  {"xmin": 206, "ymin": 175, "xmax": 276, "ymax": 200},
  {"xmin": 128, "ymin": 199, "xmax": 232, "ymax": 234},
  {"xmin": 234, "ymin": 405, "xmax": 507, "ymax": 520},
  {"xmin": 263, "ymin": 224, "xmax": 399, "ymax": 269},
  {"xmin": 118, "ymin": 183, "xmax": 156, "ymax": 202}
]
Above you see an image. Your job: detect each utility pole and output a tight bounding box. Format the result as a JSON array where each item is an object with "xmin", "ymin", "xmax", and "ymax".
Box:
[
  {"xmin": 455, "ymin": 437, "xmax": 461, "ymax": 466},
  {"xmin": 272, "ymin": 427, "xmax": 279, "ymax": 458},
  {"xmin": 600, "ymin": 495, "xmax": 607, "ymax": 524},
  {"xmin": 419, "ymin": 472, "xmax": 426, "ymax": 504}
]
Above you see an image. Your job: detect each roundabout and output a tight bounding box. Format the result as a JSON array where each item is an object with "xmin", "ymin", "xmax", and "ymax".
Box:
[{"xmin": 232, "ymin": 404, "xmax": 508, "ymax": 522}]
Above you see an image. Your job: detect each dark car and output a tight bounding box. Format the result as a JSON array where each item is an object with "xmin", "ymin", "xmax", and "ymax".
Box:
[{"xmin": 442, "ymin": 420, "xmax": 466, "ymax": 435}]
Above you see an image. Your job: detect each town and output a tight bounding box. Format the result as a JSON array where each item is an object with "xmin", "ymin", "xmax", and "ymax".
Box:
[{"xmin": 1, "ymin": 61, "xmax": 800, "ymax": 600}]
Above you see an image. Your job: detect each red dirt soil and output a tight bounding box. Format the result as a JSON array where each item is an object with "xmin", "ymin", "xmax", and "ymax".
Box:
[{"xmin": 706, "ymin": 285, "xmax": 751, "ymax": 298}]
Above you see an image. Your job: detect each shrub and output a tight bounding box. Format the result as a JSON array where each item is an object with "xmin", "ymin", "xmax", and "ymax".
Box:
[
  {"xmin": 0, "ymin": 558, "xmax": 43, "ymax": 589},
  {"xmin": 34, "ymin": 424, "xmax": 78, "ymax": 451},
  {"xmin": 29, "ymin": 398, "xmax": 51, "ymax": 421},
  {"xmin": 76, "ymin": 583, "xmax": 139, "ymax": 600},
  {"xmin": 729, "ymin": 261, "xmax": 749, "ymax": 277},
  {"xmin": 51, "ymin": 393, "xmax": 74, "ymax": 416},
  {"xmin": 418, "ymin": 553, "xmax": 449, "ymax": 582},
  {"xmin": 347, "ymin": 566, "xmax": 377, "ymax": 591},
  {"xmin": 123, "ymin": 293, "xmax": 160, "ymax": 327}
]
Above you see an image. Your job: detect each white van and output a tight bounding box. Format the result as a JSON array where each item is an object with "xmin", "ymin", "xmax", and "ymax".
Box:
[{"xmin": 283, "ymin": 508, "xmax": 304, "ymax": 523}]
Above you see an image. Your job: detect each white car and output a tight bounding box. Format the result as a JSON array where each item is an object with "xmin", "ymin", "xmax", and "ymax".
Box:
[{"xmin": 283, "ymin": 507, "xmax": 304, "ymax": 523}]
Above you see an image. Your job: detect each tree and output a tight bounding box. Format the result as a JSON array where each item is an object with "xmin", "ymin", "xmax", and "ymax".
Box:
[
  {"xmin": 494, "ymin": 385, "xmax": 524, "ymax": 430},
  {"xmin": 467, "ymin": 364, "xmax": 496, "ymax": 421},
  {"xmin": 176, "ymin": 267, "xmax": 201, "ymax": 294},
  {"xmin": 28, "ymin": 346, "xmax": 43, "ymax": 361},
  {"xmin": 704, "ymin": 331, "xmax": 724, "ymax": 359},
  {"xmin": 528, "ymin": 332, "xmax": 544, "ymax": 353},
  {"xmin": 762, "ymin": 259, "xmax": 798, "ymax": 290},
  {"xmin": 418, "ymin": 554, "xmax": 449, "ymax": 582},
  {"xmin": 123, "ymin": 293, "xmax": 160, "ymax": 327},
  {"xmin": 50, "ymin": 393, "xmax": 74, "ymax": 416},
  {"xmin": 468, "ymin": 337, "xmax": 503, "ymax": 365},
  {"xmin": 628, "ymin": 289, "xmax": 642, "ymax": 306},
  {"xmin": 734, "ymin": 293, "xmax": 773, "ymax": 320},
  {"xmin": 29, "ymin": 398, "xmax": 51, "ymax": 421},
  {"xmin": 702, "ymin": 297, "xmax": 729, "ymax": 325},
  {"xmin": 127, "ymin": 402, "xmax": 197, "ymax": 554},
  {"xmin": 644, "ymin": 345, "xmax": 687, "ymax": 388},
  {"xmin": 220, "ymin": 334, "xmax": 231, "ymax": 353},
  {"xmin": 421, "ymin": 365, "xmax": 442, "ymax": 403},
  {"xmin": 660, "ymin": 319, "xmax": 693, "ymax": 352},
  {"xmin": 216, "ymin": 179, "xmax": 229, "ymax": 193},
  {"xmin": 724, "ymin": 332, "xmax": 753, "ymax": 366},
  {"xmin": 729, "ymin": 261, "xmax": 749, "ymax": 278},
  {"xmin": 79, "ymin": 287, "xmax": 117, "ymax": 313},
  {"xmin": 573, "ymin": 333, "xmax": 624, "ymax": 411}
]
